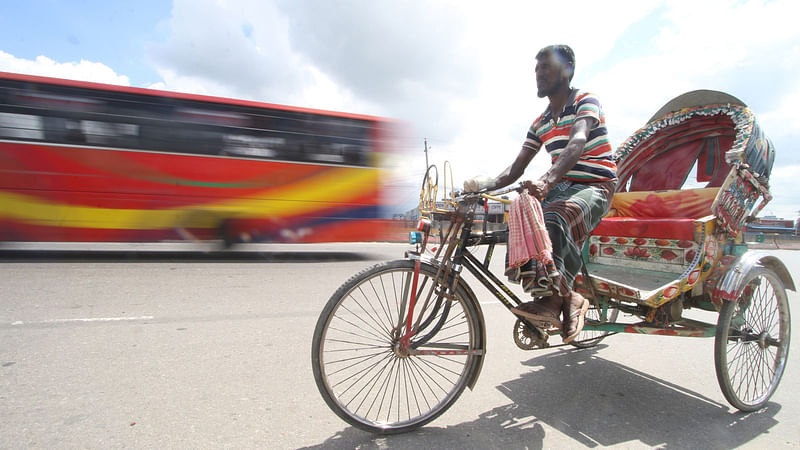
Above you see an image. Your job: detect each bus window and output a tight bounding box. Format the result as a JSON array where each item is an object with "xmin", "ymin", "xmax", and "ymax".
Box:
[
  {"xmin": 81, "ymin": 120, "xmax": 139, "ymax": 147},
  {"xmin": 176, "ymin": 107, "xmax": 250, "ymax": 127},
  {"xmin": 14, "ymin": 91, "xmax": 102, "ymax": 112},
  {"xmin": 0, "ymin": 112, "xmax": 44, "ymax": 140},
  {"xmin": 222, "ymin": 134, "xmax": 285, "ymax": 158}
]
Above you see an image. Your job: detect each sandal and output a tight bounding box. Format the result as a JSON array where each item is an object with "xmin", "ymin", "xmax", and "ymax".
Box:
[
  {"xmin": 511, "ymin": 300, "xmax": 562, "ymax": 329},
  {"xmin": 562, "ymin": 293, "xmax": 589, "ymax": 344}
]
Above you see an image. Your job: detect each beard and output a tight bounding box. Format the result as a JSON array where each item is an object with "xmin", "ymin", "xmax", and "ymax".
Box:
[
  {"xmin": 537, "ymin": 78, "xmax": 567, "ymax": 98},
  {"xmin": 537, "ymin": 83, "xmax": 554, "ymax": 98}
]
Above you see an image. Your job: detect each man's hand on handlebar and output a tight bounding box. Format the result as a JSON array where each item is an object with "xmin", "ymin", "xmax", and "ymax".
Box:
[{"xmin": 522, "ymin": 179, "xmax": 548, "ymax": 201}]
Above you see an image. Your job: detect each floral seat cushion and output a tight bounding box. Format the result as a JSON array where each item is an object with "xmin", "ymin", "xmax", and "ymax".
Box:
[
  {"xmin": 592, "ymin": 188, "xmax": 719, "ymax": 241},
  {"xmin": 592, "ymin": 217, "xmax": 696, "ymax": 241}
]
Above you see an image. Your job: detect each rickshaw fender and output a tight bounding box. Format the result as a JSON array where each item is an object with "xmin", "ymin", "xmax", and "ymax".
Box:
[{"xmin": 714, "ymin": 250, "xmax": 796, "ymax": 302}]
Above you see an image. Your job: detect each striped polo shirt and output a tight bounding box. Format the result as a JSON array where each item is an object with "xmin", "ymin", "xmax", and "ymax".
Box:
[{"xmin": 523, "ymin": 90, "xmax": 617, "ymax": 182}]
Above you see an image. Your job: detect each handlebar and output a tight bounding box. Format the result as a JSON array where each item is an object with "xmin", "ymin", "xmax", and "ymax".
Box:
[
  {"xmin": 418, "ymin": 161, "xmax": 523, "ymax": 214},
  {"xmin": 453, "ymin": 183, "xmax": 522, "ymax": 204}
]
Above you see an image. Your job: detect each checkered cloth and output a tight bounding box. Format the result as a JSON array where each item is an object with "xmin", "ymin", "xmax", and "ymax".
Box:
[
  {"xmin": 505, "ymin": 190, "xmax": 561, "ymax": 296},
  {"xmin": 508, "ymin": 190, "xmax": 552, "ymax": 266}
]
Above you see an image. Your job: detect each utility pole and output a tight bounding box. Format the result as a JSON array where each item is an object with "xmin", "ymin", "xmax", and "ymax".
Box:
[{"xmin": 423, "ymin": 138, "xmax": 430, "ymax": 171}]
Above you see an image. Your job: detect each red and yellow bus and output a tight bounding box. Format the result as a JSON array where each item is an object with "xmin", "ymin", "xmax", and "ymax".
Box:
[{"xmin": 0, "ymin": 72, "xmax": 406, "ymax": 245}]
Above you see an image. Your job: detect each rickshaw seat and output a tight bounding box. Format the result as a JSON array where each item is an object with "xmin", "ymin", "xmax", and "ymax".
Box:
[
  {"xmin": 592, "ymin": 188, "xmax": 720, "ymax": 242},
  {"xmin": 593, "ymin": 217, "xmax": 696, "ymax": 241}
]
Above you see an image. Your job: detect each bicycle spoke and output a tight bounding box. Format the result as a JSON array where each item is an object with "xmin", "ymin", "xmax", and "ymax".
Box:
[
  {"xmin": 412, "ymin": 354, "xmax": 462, "ymax": 387},
  {"xmin": 325, "ymin": 350, "xmax": 389, "ymax": 376},
  {"xmin": 349, "ymin": 289, "xmax": 394, "ymax": 340},
  {"xmin": 334, "ymin": 351, "xmax": 395, "ymax": 394},
  {"xmin": 325, "ymin": 324, "xmax": 388, "ymax": 347},
  {"xmin": 406, "ymin": 356, "xmax": 451, "ymax": 396},
  {"xmin": 375, "ymin": 275, "xmax": 398, "ymax": 331},
  {"xmin": 363, "ymin": 278, "xmax": 395, "ymax": 335}
]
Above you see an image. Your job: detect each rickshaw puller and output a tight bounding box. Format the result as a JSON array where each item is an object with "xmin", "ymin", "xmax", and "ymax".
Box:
[{"xmin": 465, "ymin": 44, "xmax": 617, "ymax": 343}]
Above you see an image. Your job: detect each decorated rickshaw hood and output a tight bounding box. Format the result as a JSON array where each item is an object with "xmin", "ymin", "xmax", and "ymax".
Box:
[{"xmin": 615, "ymin": 90, "xmax": 775, "ymax": 192}]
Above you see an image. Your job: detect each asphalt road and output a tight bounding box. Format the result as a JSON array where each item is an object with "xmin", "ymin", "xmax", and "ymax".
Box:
[{"xmin": 1, "ymin": 243, "xmax": 799, "ymax": 449}]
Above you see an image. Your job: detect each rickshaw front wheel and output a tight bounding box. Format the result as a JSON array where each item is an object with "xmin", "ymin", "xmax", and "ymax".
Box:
[
  {"xmin": 714, "ymin": 267, "xmax": 791, "ymax": 411},
  {"xmin": 312, "ymin": 259, "xmax": 485, "ymax": 434}
]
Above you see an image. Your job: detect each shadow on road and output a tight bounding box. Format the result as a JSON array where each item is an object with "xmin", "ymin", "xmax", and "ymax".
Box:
[
  {"xmin": 303, "ymin": 345, "xmax": 781, "ymax": 449},
  {"xmin": 0, "ymin": 250, "xmax": 375, "ymax": 263}
]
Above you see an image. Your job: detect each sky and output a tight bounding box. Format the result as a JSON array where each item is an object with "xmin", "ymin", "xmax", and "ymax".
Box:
[{"xmin": 1, "ymin": 0, "xmax": 798, "ymax": 219}]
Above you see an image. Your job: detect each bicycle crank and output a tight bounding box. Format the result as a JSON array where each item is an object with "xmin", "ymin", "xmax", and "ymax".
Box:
[{"xmin": 513, "ymin": 319, "xmax": 550, "ymax": 350}]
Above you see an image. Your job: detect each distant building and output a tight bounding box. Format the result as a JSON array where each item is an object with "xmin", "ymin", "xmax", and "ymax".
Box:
[{"xmin": 746, "ymin": 215, "xmax": 796, "ymax": 235}]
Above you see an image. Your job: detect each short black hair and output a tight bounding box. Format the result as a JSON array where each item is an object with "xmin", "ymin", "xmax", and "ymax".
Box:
[{"xmin": 536, "ymin": 44, "xmax": 575, "ymax": 81}]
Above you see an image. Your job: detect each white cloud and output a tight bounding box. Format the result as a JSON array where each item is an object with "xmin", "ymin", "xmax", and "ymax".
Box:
[
  {"xmin": 0, "ymin": 50, "xmax": 130, "ymax": 86},
  {"xmin": 759, "ymin": 79, "xmax": 800, "ymax": 142},
  {"xmin": 147, "ymin": 1, "xmax": 302, "ymax": 100},
  {"xmin": 761, "ymin": 164, "xmax": 800, "ymax": 219},
  {"xmin": 147, "ymin": 0, "xmax": 481, "ymax": 145},
  {"xmin": 146, "ymin": 1, "xmax": 379, "ymax": 117},
  {"xmin": 593, "ymin": 0, "xmax": 800, "ymax": 137},
  {"xmin": 291, "ymin": 66, "xmax": 367, "ymax": 114}
]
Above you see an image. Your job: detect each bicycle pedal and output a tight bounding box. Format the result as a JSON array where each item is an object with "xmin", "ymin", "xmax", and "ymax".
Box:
[{"xmin": 532, "ymin": 320, "xmax": 560, "ymax": 332}]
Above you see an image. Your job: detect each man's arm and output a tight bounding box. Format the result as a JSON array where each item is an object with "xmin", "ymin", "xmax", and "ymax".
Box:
[{"xmin": 491, "ymin": 146, "xmax": 537, "ymax": 190}]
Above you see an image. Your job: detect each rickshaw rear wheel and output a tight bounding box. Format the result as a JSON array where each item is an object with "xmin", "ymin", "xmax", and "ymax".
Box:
[{"xmin": 714, "ymin": 267, "xmax": 791, "ymax": 411}]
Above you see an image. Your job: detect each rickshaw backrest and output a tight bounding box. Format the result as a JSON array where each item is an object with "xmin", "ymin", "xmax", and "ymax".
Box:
[{"xmin": 608, "ymin": 188, "xmax": 719, "ymax": 219}]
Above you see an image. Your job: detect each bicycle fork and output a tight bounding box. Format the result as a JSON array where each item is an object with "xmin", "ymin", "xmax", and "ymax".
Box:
[
  {"xmin": 396, "ymin": 259, "xmax": 422, "ymax": 353},
  {"xmin": 396, "ymin": 213, "xmax": 481, "ymax": 357}
]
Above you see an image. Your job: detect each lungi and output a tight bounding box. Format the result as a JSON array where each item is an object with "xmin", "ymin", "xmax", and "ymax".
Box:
[{"xmin": 506, "ymin": 179, "xmax": 615, "ymax": 297}]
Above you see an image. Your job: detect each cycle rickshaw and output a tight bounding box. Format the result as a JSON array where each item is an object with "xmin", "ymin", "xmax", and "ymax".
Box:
[{"xmin": 312, "ymin": 90, "xmax": 793, "ymax": 434}]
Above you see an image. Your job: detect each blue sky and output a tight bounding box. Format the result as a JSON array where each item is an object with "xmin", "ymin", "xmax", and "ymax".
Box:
[
  {"xmin": 0, "ymin": 1, "xmax": 169, "ymax": 85},
  {"xmin": 1, "ymin": 0, "xmax": 798, "ymax": 219}
]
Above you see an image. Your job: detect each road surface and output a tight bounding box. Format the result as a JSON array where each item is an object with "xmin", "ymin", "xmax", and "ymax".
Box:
[{"xmin": 1, "ymin": 243, "xmax": 798, "ymax": 448}]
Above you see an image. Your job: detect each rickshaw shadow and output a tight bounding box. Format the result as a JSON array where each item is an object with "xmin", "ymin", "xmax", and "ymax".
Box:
[
  {"xmin": 491, "ymin": 345, "xmax": 781, "ymax": 448},
  {"xmin": 303, "ymin": 345, "xmax": 781, "ymax": 449}
]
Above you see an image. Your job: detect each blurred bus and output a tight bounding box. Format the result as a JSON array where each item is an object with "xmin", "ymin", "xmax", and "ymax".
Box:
[{"xmin": 0, "ymin": 72, "xmax": 405, "ymax": 245}]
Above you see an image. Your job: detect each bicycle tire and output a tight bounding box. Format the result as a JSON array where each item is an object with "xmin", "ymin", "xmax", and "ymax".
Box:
[
  {"xmin": 714, "ymin": 267, "xmax": 791, "ymax": 411},
  {"xmin": 312, "ymin": 259, "xmax": 485, "ymax": 434}
]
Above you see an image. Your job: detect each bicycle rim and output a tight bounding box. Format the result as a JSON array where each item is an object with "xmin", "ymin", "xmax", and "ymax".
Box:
[
  {"xmin": 715, "ymin": 267, "xmax": 791, "ymax": 411},
  {"xmin": 312, "ymin": 260, "xmax": 483, "ymax": 433}
]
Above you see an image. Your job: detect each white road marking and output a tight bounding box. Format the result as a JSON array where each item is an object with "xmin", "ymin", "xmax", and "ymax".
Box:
[
  {"xmin": 11, "ymin": 316, "xmax": 154, "ymax": 325},
  {"xmin": 479, "ymin": 300, "xmax": 504, "ymax": 306}
]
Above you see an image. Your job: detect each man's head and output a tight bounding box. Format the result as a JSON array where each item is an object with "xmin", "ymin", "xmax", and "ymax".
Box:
[{"xmin": 535, "ymin": 44, "xmax": 575, "ymax": 98}]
